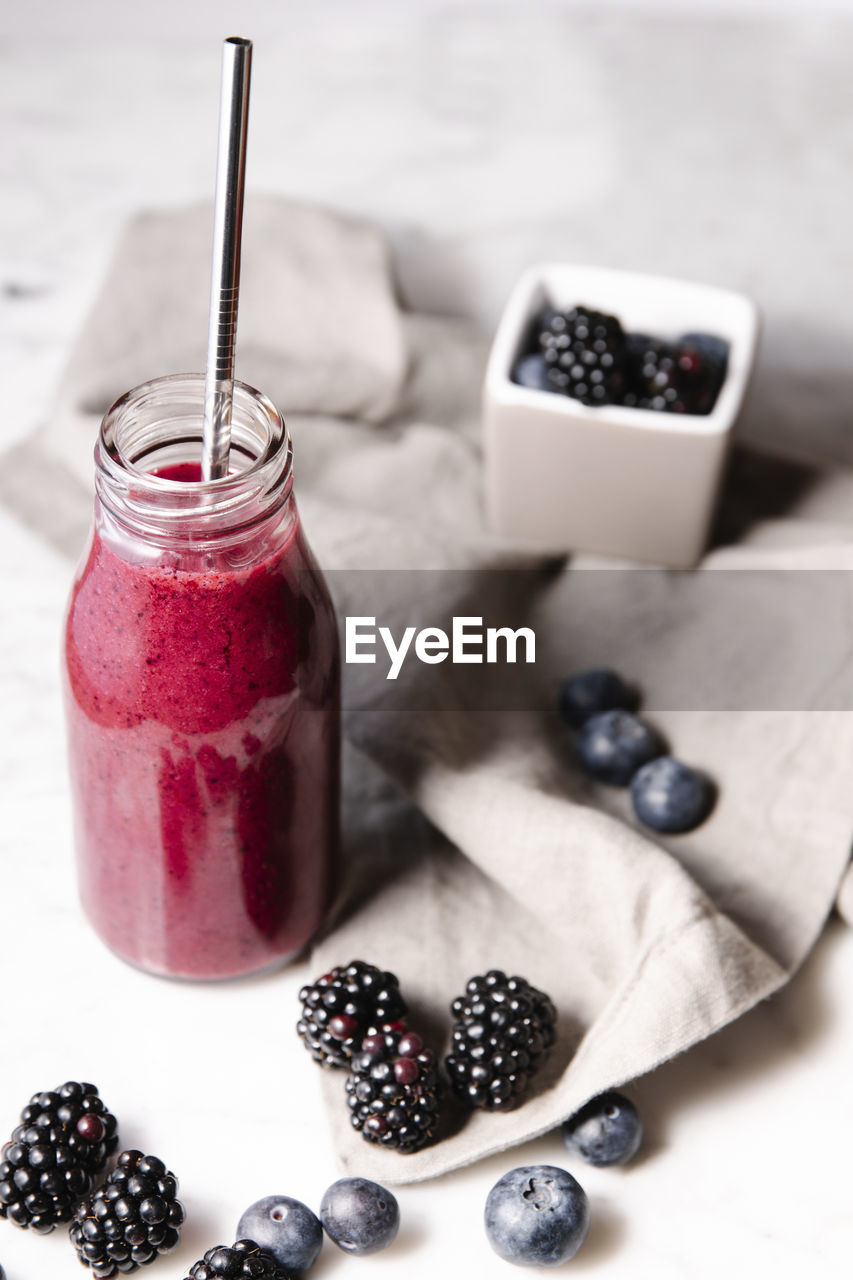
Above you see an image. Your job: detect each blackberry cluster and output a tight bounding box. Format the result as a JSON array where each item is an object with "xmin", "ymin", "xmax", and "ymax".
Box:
[
  {"xmin": 345, "ymin": 1030, "xmax": 440, "ymax": 1155},
  {"xmin": 622, "ymin": 335, "xmax": 724, "ymax": 414},
  {"xmin": 297, "ymin": 960, "xmax": 407, "ymax": 1068},
  {"xmin": 445, "ymin": 971, "xmax": 557, "ymax": 1112},
  {"xmin": 515, "ymin": 305, "xmax": 729, "ymax": 416},
  {"xmin": 69, "ymin": 1150, "xmax": 184, "ymax": 1277},
  {"xmin": 538, "ymin": 307, "xmax": 626, "ymax": 405},
  {"xmin": 184, "ymin": 1239, "xmax": 294, "ymax": 1280},
  {"xmin": 0, "ymin": 1082, "xmax": 118, "ymax": 1232}
]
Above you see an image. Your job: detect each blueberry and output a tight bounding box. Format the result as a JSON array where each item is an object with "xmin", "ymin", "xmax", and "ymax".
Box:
[
  {"xmin": 631, "ymin": 756, "xmax": 714, "ymax": 833},
  {"xmin": 562, "ymin": 1091, "xmax": 643, "ymax": 1166},
  {"xmin": 484, "ymin": 1165, "xmax": 589, "ymax": 1267},
  {"xmin": 558, "ymin": 667, "xmax": 636, "ymax": 729},
  {"xmin": 319, "ymin": 1177, "xmax": 399, "ymax": 1256},
  {"xmin": 511, "ymin": 353, "xmax": 551, "ymax": 392},
  {"xmin": 679, "ymin": 331, "xmax": 730, "ymax": 367},
  {"xmin": 236, "ymin": 1195, "xmax": 322, "ymax": 1272},
  {"xmin": 576, "ymin": 710, "xmax": 664, "ymax": 785}
]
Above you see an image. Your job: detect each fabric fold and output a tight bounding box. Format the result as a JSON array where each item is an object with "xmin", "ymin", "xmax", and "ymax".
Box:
[{"xmin": 4, "ymin": 195, "xmax": 853, "ymax": 1182}]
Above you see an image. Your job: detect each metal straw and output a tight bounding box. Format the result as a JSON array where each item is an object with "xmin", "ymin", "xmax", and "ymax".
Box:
[{"xmin": 202, "ymin": 36, "xmax": 253, "ymax": 481}]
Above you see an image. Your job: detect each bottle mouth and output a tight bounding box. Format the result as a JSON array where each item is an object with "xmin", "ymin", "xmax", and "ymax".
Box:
[{"xmin": 95, "ymin": 373, "xmax": 293, "ymax": 545}]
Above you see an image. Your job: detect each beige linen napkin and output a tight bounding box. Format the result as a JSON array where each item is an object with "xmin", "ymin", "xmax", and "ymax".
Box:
[{"xmin": 4, "ymin": 196, "xmax": 852, "ymax": 1184}]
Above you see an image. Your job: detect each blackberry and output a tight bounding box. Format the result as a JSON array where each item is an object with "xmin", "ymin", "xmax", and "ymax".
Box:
[
  {"xmin": 537, "ymin": 306, "xmax": 626, "ymax": 405},
  {"xmin": 183, "ymin": 1239, "xmax": 294, "ymax": 1280},
  {"xmin": 622, "ymin": 334, "xmax": 725, "ymax": 415},
  {"xmin": 69, "ymin": 1150, "xmax": 184, "ymax": 1277},
  {"xmin": 0, "ymin": 1081, "xmax": 118, "ymax": 1233},
  {"xmin": 297, "ymin": 960, "xmax": 407, "ymax": 1068},
  {"xmin": 445, "ymin": 971, "xmax": 557, "ymax": 1112},
  {"xmin": 345, "ymin": 1029, "xmax": 440, "ymax": 1155}
]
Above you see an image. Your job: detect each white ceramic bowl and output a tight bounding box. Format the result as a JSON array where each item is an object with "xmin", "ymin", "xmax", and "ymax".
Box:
[{"xmin": 483, "ymin": 263, "xmax": 760, "ymax": 567}]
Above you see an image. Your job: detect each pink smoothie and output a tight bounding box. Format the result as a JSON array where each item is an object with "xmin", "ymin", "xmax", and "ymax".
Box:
[{"xmin": 63, "ymin": 465, "xmax": 339, "ymax": 979}]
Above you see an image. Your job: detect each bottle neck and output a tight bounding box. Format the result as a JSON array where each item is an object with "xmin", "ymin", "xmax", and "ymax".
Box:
[{"xmin": 93, "ymin": 374, "xmax": 294, "ymax": 568}]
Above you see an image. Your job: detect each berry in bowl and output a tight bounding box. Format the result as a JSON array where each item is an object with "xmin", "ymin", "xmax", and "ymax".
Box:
[
  {"xmin": 483, "ymin": 264, "xmax": 760, "ymax": 567},
  {"xmin": 515, "ymin": 306, "xmax": 728, "ymax": 416}
]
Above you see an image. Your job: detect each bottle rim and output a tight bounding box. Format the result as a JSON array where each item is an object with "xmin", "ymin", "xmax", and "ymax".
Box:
[{"xmin": 94, "ymin": 373, "xmax": 293, "ymax": 545}]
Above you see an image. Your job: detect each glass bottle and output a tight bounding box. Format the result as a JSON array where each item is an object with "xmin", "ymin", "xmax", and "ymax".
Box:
[{"xmin": 63, "ymin": 374, "xmax": 339, "ymax": 979}]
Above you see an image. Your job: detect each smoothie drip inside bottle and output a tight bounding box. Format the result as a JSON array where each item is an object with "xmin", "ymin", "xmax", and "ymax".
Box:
[{"xmin": 63, "ymin": 376, "xmax": 340, "ymax": 979}]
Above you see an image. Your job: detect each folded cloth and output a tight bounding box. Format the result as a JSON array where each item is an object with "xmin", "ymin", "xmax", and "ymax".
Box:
[{"xmin": 4, "ymin": 196, "xmax": 853, "ymax": 1184}]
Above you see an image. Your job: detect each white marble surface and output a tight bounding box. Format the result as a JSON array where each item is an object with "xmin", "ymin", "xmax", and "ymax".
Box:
[{"xmin": 3, "ymin": 3, "xmax": 853, "ymax": 1277}]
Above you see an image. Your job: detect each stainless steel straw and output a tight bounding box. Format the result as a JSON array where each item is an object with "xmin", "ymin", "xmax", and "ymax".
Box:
[{"xmin": 202, "ymin": 36, "xmax": 253, "ymax": 481}]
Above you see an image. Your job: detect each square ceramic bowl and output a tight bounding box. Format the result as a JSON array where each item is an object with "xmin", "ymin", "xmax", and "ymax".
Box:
[{"xmin": 483, "ymin": 263, "xmax": 760, "ymax": 567}]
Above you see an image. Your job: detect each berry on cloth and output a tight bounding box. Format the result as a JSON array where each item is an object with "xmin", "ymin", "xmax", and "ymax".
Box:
[
  {"xmin": 558, "ymin": 667, "xmax": 636, "ymax": 729},
  {"xmin": 445, "ymin": 971, "xmax": 556, "ymax": 1112},
  {"xmin": 297, "ymin": 960, "xmax": 407, "ymax": 1068},
  {"xmin": 631, "ymin": 756, "xmax": 714, "ymax": 833},
  {"xmin": 576, "ymin": 709, "xmax": 664, "ymax": 786},
  {"xmin": 345, "ymin": 1029, "xmax": 440, "ymax": 1154}
]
